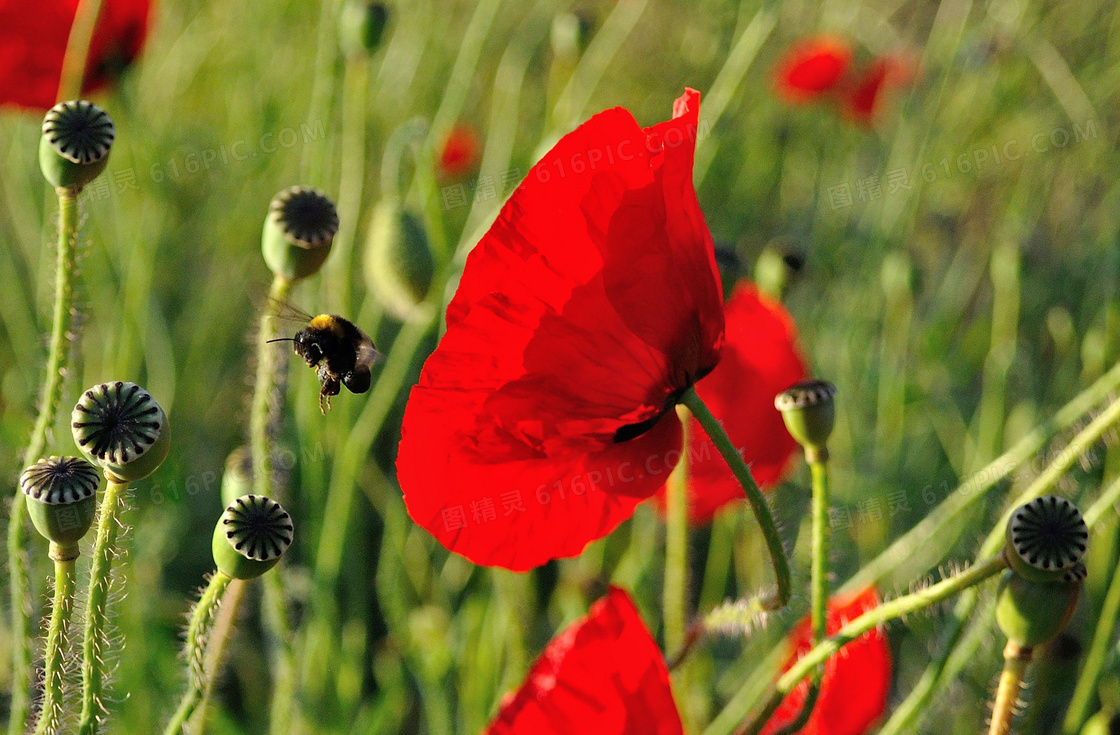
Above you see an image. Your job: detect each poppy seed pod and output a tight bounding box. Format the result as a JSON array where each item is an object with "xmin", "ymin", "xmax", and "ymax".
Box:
[
  {"xmin": 995, "ymin": 569, "xmax": 1083, "ymax": 648},
  {"xmin": 262, "ymin": 186, "xmax": 339, "ymax": 281},
  {"xmin": 339, "ymin": 0, "xmax": 389, "ymax": 58},
  {"xmin": 774, "ymin": 379, "xmax": 837, "ymax": 457},
  {"xmin": 20, "ymin": 456, "xmax": 100, "ymax": 556},
  {"xmin": 39, "ymin": 100, "xmax": 114, "ymax": 190},
  {"xmin": 71, "ymin": 381, "xmax": 170, "ymax": 482},
  {"xmin": 212, "ymin": 495, "xmax": 294, "ymax": 580},
  {"xmin": 1003, "ymin": 495, "xmax": 1089, "ymax": 583},
  {"xmin": 363, "ymin": 197, "xmax": 434, "ymax": 321}
]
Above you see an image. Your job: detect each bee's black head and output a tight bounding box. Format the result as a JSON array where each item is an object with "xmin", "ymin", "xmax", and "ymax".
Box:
[{"xmin": 292, "ymin": 330, "xmax": 324, "ymax": 366}]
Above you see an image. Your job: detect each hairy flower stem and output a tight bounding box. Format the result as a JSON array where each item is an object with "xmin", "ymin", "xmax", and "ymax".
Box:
[
  {"xmin": 163, "ymin": 572, "xmax": 233, "ymax": 735},
  {"xmin": 8, "ymin": 187, "xmax": 81, "ymax": 735},
  {"xmin": 33, "ymin": 551, "xmax": 78, "ymax": 735},
  {"xmin": 680, "ymin": 387, "xmax": 791, "ymax": 609},
  {"xmin": 78, "ymin": 477, "xmax": 130, "ymax": 735},
  {"xmin": 988, "ymin": 642, "xmax": 1031, "ymax": 735},
  {"xmin": 250, "ymin": 275, "xmax": 293, "ymax": 499},
  {"xmin": 740, "ymin": 553, "xmax": 1008, "ymax": 735}
]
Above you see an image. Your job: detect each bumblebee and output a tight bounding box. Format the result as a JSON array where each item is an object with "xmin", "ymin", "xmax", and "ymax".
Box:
[{"xmin": 272, "ymin": 312, "xmax": 380, "ymax": 413}]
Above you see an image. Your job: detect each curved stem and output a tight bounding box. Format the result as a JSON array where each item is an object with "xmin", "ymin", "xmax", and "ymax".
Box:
[
  {"xmin": 78, "ymin": 477, "xmax": 130, "ymax": 735},
  {"xmin": 989, "ymin": 642, "xmax": 1032, "ymax": 735},
  {"xmin": 250, "ymin": 275, "xmax": 293, "ymax": 498},
  {"xmin": 163, "ymin": 572, "xmax": 233, "ymax": 735},
  {"xmin": 742, "ymin": 554, "xmax": 1008, "ymax": 735},
  {"xmin": 680, "ymin": 387, "xmax": 791, "ymax": 609},
  {"xmin": 190, "ymin": 579, "xmax": 247, "ymax": 734},
  {"xmin": 33, "ymin": 553, "xmax": 78, "ymax": 735},
  {"xmin": 8, "ymin": 187, "xmax": 81, "ymax": 735}
]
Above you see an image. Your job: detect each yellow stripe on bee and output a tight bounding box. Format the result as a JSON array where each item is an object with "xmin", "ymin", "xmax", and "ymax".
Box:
[{"xmin": 310, "ymin": 314, "xmax": 344, "ymax": 337}]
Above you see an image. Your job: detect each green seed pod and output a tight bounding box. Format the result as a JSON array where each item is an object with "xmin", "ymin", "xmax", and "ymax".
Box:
[
  {"xmin": 363, "ymin": 196, "xmax": 434, "ymax": 321},
  {"xmin": 20, "ymin": 456, "xmax": 100, "ymax": 556},
  {"xmin": 339, "ymin": 1, "xmax": 389, "ymax": 58},
  {"xmin": 71, "ymin": 381, "xmax": 170, "ymax": 482},
  {"xmin": 211, "ymin": 495, "xmax": 294, "ymax": 580},
  {"xmin": 220, "ymin": 446, "xmax": 254, "ymax": 508},
  {"xmin": 995, "ymin": 569, "xmax": 1082, "ymax": 648},
  {"xmin": 774, "ymin": 380, "xmax": 837, "ymax": 457},
  {"xmin": 754, "ymin": 246, "xmax": 803, "ymax": 300},
  {"xmin": 1004, "ymin": 495, "xmax": 1089, "ymax": 583},
  {"xmin": 39, "ymin": 100, "xmax": 114, "ymax": 190},
  {"xmin": 262, "ymin": 186, "xmax": 339, "ymax": 281}
]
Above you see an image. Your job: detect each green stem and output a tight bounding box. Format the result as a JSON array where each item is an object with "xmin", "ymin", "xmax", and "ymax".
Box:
[
  {"xmin": 809, "ymin": 454, "xmax": 830, "ymax": 645},
  {"xmin": 33, "ymin": 553, "xmax": 78, "ymax": 735},
  {"xmin": 78, "ymin": 476, "xmax": 130, "ymax": 735},
  {"xmin": 767, "ymin": 680, "xmax": 820, "ymax": 735},
  {"xmin": 250, "ymin": 275, "xmax": 293, "ymax": 498},
  {"xmin": 265, "ymin": 572, "xmax": 295, "ymax": 735},
  {"xmin": 8, "ymin": 187, "xmax": 81, "ymax": 735},
  {"xmin": 191, "ymin": 579, "xmax": 247, "ymax": 734},
  {"xmin": 742, "ymin": 553, "xmax": 1008, "ymax": 735},
  {"xmin": 989, "ymin": 642, "xmax": 1032, "ymax": 735},
  {"xmin": 680, "ymin": 387, "xmax": 791, "ymax": 609},
  {"xmin": 877, "ymin": 390, "xmax": 1120, "ymax": 734},
  {"xmin": 663, "ymin": 406, "xmax": 690, "ymax": 655},
  {"xmin": 1063, "ymin": 544, "xmax": 1120, "ymax": 734},
  {"xmin": 57, "ymin": 0, "xmax": 104, "ymax": 102},
  {"xmin": 163, "ymin": 572, "xmax": 233, "ymax": 735}
]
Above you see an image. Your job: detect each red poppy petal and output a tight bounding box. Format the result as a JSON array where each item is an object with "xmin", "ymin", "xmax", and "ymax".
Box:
[
  {"xmin": 399, "ymin": 90, "xmax": 723, "ymax": 569},
  {"xmin": 654, "ymin": 282, "xmax": 804, "ymax": 523},
  {"xmin": 485, "ymin": 586, "xmax": 683, "ymax": 735},
  {"xmin": 774, "ymin": 35, "xmax": 853, "ymax": 104},
  {"xmin": 0, "ymin": 0, "xmax": 150, "ymax": 111},
  {"xmin": 761, "ymin": 587, "xmax": 892, "ymax": 735},
  {"xmin": 438, "ymin": 124, "xmax": 481, "ymax": 180},
  {"xmin": 841, "ymin": 54, "xmax": 914, "ymax": 125}
]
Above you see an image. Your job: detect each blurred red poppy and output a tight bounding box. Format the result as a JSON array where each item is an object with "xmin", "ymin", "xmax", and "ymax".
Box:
[
  {"xmin": 437, "ymin": 124, "xmax": 481, "ymax": 180},
  {"xmin": 484, "ymin": 586, "xmax": 683, "ymax": 735},
  {"xmin": 761, "ymin": 587, "xmax": 892, "ymax": 735},
  {"xmin": 0, "ymin": 0, "xmax": 151, "ymax": 111},
  {"xmin": 397, "ymin": 88, "xmax": 725, "ymax": 571},
  {"xmin": 655, "ymin": 281, "xmax": 805, "ymax": 523},
  {"xmin": 841, "ymin": 54, "xmax": 916, "ymax": 126},
  {"xmin": 773, "ymin": 35, "xmax": 852, "ymax": 104}
]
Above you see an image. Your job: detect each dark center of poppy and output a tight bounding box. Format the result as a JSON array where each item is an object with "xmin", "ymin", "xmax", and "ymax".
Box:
[{"xmin": 612, "ymin": 386, "xmax": 688, "ymax": 443}]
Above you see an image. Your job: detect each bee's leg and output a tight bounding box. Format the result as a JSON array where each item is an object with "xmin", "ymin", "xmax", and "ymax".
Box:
[{"xmin": 319, "ymin": 377, "xmax": 341, "ymax": 414}]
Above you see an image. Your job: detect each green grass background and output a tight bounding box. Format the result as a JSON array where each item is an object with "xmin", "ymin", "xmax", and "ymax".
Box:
[{"xmin": 3, "ymin": 0, "xmax": 1120, "ymax": 733}]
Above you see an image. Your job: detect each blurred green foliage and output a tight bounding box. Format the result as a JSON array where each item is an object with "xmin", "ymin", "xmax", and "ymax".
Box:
[{"xmin": 2, "ymin": 0, "xmax": 1120, "ymax": 733}]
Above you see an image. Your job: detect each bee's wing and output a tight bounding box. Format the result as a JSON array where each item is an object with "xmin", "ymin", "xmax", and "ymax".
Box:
[
  {"xmin": 267, "ymin": 298, "xmax": 316, "ymax": 324},
  {"xmin": 354, "ymin": 334, "xmax": 384, "ymax": 371}
]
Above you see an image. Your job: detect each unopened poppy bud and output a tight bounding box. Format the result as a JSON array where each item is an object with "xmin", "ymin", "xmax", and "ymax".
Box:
[
  {"xmin": 364, "ymin": 196, "xmax": 434, "ymax": 321},
  {"xmin": 220, "ymin": 446, "xmax": 254, "ymax": 507},
  {"xmin": 39, "ymin": 100, "xmax": 114, "ymax": 191},
  {"xmin": 550, "ymin": 12, "xmax": 592, "ymax": 61},
  {"xmin": 262, "ymin": 186, "xmax": 339, "ymax": 281},
  {"xmin": 1003, "ymin": 495, "xmax": 1089, "ymax": 584},
  {"xmin": 774, "ymin": 379, "xmax": 836, "ymax": 459},
  {"xmin": 212, "ymin": 495, "xmax": 294, "ymax": 580},
  {"xmin": 20, "ymin": 456, "xmax": 99, "ymax": 558},
  {"xmin": 72, "ymin": 381, "xmax": 170, "ymax": 482},
  {"xmin": 754, "ymin": 246, "xmax": 802, "ymax": 300},
  {"xmin": 339, "ymin": 1, "xmax": 389, "ymax": 58}
]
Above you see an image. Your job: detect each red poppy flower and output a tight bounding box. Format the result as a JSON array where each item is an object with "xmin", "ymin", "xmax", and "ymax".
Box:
[
  {"xmin": 773, "ymin": 35, "xmax": 853, "ymax": 104},
  {"xmin": 761, "ymin": 587, "xmax": 892, "ymax": 735},
  {"xmin": 841, "ymin": 54, "xmax": 915, "ymax": 125},
  {"xmin": 397, "ymin": 88, "xmax": 724, "ymax": 571},
  {"xmin": 655, "ymin": 281, "xmax": 805, "ymax": 523},
  {"xmin": 484, "ymin": 586, "xmax": 683, "ymax": 735},
  {"xmin": 437, "ymin": 124, "xmax": 482, "ymax": 180},
  {"xmin": 0, "ymin": 0, "xmax": 151, "ymax": 111}
]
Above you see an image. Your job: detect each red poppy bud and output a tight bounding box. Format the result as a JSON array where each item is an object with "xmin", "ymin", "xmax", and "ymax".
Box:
[
  {"xmin": 774, "ymin": 35, "xmax": 853, "ymax": 104},
  {"xmin": 436, "ymin": 124, "xmax": 481, "ymax": 181}
]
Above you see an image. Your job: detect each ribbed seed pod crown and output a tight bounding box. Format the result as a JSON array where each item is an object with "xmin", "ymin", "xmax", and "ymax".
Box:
[
  {"xmin": 72, "ymin": 381, "xmax": 170, "ymax": 482},
  {"xmin": 774, "ymin": 379, "xmax": 837, "ymax": 451},
  {"xmin": 39, "ymin": 100, "xmax": 114, "ymax": 190},
  {"xmin": 261, "ymin": 186, "xmax": 339, "ymax": 281},
  {"xmin": 20, "ymin": 456, "xmax": 100, "ymax": 549},
  {"xmin": 212, "ymin": 495, "xmax": 294, "ymax": 580}
]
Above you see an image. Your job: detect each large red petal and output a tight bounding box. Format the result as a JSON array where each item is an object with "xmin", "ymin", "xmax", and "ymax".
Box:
[
  {"xmin": 774, "ymin": 35, "xmax": 853, "ymax": 104},
  {"xmin": 484, "ymin": 586, "xmax": 683, "ymax": 735},
  {"xmin": 0, "ymin": 0, "xmax": 150, "ymax": 111},
  {"xmin": 399, "ymin": 90, "xmax": 723, "ymax": 570},
  {"xmin": 761, "ymin": 587, "xmax": 892, "ymax": 735}
]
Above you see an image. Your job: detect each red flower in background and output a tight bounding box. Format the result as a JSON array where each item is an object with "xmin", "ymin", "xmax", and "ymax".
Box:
[
  {"xmin": 398, "ymin": 89, "xmax": 724, "ymax": 571},
  {"xmin": 773, "ymin": 35, "xmax": 915, "ymax": 125},
  {"xmin": 656, "ymin": 282, "xmax": 805, "ymax": 523},
  {"xmin": 437, "ymin": 124, "xmax": 482, "ymax": 180},
  {"xmin": 0, "ymin": 0, "xmax": 150, "ymax": 111},
  {"xmin": 774, "ymin": 35, "xmax": 853, "ymax": 104},
  {"xmin": 761, "ymin": 587, "xmax": 892, "ymax": 735},
  {"xmin": 484, "ymin": 586, "xmax": 683, "ymax": 735}
]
